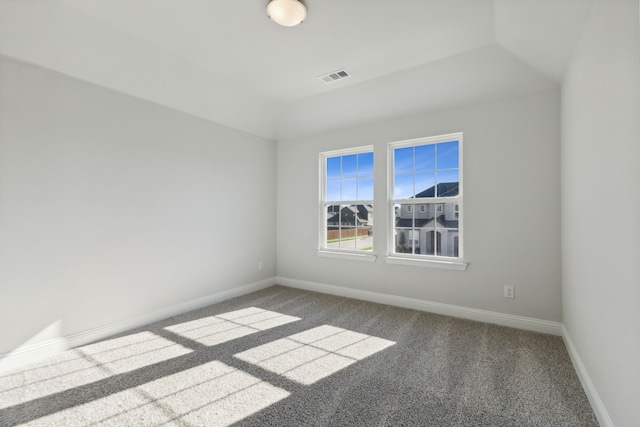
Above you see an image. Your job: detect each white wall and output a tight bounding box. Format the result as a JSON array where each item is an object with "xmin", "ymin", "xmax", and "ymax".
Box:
[
  {"xmin": 277, "ymin": 89, "xmax": 562, "ymax": 322},
  {"xmin": 0, "ymin": 56, "xmax": 277, "ymax": 358},
  {"xmin": 561, "ymin": 0, "xmax": 640, "ymax": 425}
]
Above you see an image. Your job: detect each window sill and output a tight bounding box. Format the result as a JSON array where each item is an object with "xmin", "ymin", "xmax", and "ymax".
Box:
[
  {"xmin": 385, "ymin": 256, "xmax": 468, "ymax": 271},
  {"xmin": 317, "ymin": 250, "xmax": 377, "ymax": 262}
]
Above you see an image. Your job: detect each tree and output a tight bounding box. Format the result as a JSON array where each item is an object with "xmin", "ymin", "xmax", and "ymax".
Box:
[{"xmin": 397, "ymin": 231, "xmax": 407, "ymax": 253}]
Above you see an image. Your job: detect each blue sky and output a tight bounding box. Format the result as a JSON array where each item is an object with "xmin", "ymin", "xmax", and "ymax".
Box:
[
  {"xmin": 326, "ymin": 152, "xmax": 373, "ymax": 201},
  {"xmin": 394, "ymin": 141, "xmax": 459, "ymax": 199},
  {"xmin": 325, "ymin": 141, "xmax": 459, "ymax": 202}
]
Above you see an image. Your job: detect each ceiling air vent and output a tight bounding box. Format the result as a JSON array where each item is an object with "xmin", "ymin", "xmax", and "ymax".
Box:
[{"xmin": 319, "ymin": 69, "xmax": 351, "ymax": 84}]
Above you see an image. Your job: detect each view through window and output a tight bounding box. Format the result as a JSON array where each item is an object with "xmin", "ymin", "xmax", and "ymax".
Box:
[
  {"xmin": 389, "ymin": 133, "xmax": 462, "ymax": 259},
  {"xmin": 320, "ymin": 147, "xmax": 374, "ymax": 253}
]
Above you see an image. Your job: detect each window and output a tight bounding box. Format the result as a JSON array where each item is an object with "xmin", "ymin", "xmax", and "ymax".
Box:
[
  {"xmin": 320, "ymin": 146, "xmax": 374, "ymax": 256},
  {"xmin": 389, "ymin": 133, "xmax": 463, "ymax": 262}
]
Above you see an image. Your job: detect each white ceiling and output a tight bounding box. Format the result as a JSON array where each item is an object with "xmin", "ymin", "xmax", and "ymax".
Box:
[{"xmin": 0, "ymin": 0, "xmax": 594, "ymax": 140}]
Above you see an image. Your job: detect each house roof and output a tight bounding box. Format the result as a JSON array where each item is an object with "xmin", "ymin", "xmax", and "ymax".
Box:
[
  {"xmin": 396, "ymin": 216, "xmax": 458, "ymax": 229},
  {"xmin": 397, "ymin": 218, "xmax": 430, "ymax": 228},
  {"xmin": 327, "ymin": 204, "xmax": 371, "ymax": 225},
  {"xmin": 415, "ymin": 182, "xmax": 459, "ymax": 198},
  {"xmin": 0, "ymin": 1, "xmax": 594, "ymax": 140}
]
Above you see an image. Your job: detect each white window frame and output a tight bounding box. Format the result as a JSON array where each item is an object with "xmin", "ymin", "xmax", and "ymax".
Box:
[
  {"xmin": 387, "ymin": 133, "xmax": 467, "ymax": 270},
  {"xmin": 318, "ymin": 146, "xmax": 376, "ymax": 262}
]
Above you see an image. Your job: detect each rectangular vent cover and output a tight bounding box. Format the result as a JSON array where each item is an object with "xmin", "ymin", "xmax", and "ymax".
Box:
[{"xmin": 319, "ymin": 69, "xmax": 351, "ymax": 84}]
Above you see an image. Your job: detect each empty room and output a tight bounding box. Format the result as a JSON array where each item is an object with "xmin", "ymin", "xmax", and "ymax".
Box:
[{"xmin": 0, "ymin": 0, "xmax": 638, "ymax": 426}]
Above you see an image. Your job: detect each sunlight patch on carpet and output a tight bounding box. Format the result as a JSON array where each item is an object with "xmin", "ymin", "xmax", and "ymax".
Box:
[
  {"xmin": 164, "ymin": 307, "xmax": 300, "ymax": 347},
  {"xmin": 0, "ymin": 332, "xmax": 191, "ymax": 410},
  {"xmin": 19, "ymin": 361, "xmax": 290, "ymax": 426},
  {"xmin": 235, "ymin": 325, "xmax": 395, "ymax": 385},
  {"xmin": 79, "ymin": 331, "xmax": 192, "ymax": 374}
]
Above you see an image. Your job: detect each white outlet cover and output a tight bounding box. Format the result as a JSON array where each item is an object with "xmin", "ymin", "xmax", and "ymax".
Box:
[{"xmin": 504, "ymin": 286, "xmax": 514, "ymax": 298}]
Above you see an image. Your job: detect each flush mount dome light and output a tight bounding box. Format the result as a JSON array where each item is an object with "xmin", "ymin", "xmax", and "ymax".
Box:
[{"xmin": 267, "ymin": 0, "xmax": 307, "ymax": 27}]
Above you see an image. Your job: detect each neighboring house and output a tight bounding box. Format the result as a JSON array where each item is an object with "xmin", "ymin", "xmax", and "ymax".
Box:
[
  {"xmin": 327, "ymin": 205, "xmax": 372, "ymax": 228},
  {"xmin": 395, "ymin": 182, "xmax": 459, "ymax": 257}
]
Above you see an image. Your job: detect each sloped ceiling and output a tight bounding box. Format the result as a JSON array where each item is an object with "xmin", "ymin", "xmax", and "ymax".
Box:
[{"xmin": 0, "ymin": 0, "xmax": 594, "ymax": 140}]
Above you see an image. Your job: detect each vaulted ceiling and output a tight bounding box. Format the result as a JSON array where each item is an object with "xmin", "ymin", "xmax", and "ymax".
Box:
[{"xmin": 0, "ymin": 0, "xmax": 594, "ymax": 140}]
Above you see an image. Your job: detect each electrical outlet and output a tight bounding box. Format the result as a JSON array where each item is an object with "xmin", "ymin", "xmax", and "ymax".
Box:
[
  {"xmin": 504, "ymin": 286, "xmax": 514, "ymax": 299},
  {"xmin": 258, "ymin": 261, "xmax": 264, "ymax": 271}
]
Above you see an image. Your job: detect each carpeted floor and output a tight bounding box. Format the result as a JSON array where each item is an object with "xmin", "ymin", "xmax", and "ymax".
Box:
[{"xmin": 0, "ymin": 285, "xmax": 598, "ymax": 426}]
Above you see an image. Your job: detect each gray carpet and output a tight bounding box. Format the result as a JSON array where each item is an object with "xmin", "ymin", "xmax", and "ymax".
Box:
[{"xmin": 0, "ymin": 285, "xmax": 598, "ymax": 426}]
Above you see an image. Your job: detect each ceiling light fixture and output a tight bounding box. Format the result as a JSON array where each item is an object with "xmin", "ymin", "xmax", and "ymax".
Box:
[{"xmin": 267, "ymin": 0, "xmax": 307, "ymax": 27}]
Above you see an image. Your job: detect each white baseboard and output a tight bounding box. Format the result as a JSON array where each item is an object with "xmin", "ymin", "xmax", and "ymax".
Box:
[
  {"xmin": 276, "ymin": 276, "xmax": 563, "ymax": 336},
  {"xmin": 562, "ymin": 326, "xmax": 613, "ymax": 427},
  {"xmin": 0, "ymin": 277, "xmax": 276, "ymax": 373}
]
